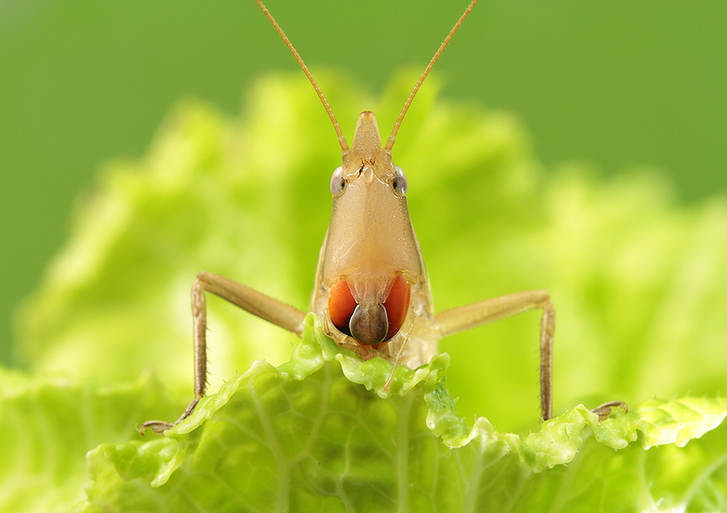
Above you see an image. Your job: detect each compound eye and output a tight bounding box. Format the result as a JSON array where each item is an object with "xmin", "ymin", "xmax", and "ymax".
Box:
[
  {"xmin": 392, "ymin": 166, "xmax": 408, "ymax": 195},
  {"xmin": 330, "ymin": 166, "xmax": 346, "ymax": 196}
]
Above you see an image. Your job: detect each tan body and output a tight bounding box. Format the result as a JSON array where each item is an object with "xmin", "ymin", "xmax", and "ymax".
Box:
[
  {"xmin": 311, "ymin": 112, "xmax": 438, "ymax": 367},
  {"xmin": 140, "ymin": 0, "xmax": 625, "ymax": 435}
]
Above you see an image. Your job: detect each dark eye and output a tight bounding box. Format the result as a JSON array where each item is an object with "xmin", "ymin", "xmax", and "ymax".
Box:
[
  {"xmin": 392, "ymin": 166, "xmax": 408, "ymax": 195},
  {"xmin": 330, "ymin": 166, "xmax": 346, "ymax": 195}
]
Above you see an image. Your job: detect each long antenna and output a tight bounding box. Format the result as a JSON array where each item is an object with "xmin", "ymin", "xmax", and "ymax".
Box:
[
  {"xmin": 384, "ymin": 0, "xmax": 478, "ymax": 152},
  {"xmin": 255, "ymin": 0, "xmax": 350, "ymax": 152}
]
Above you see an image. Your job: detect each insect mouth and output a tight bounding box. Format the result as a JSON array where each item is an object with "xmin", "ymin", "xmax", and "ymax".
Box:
[
  {"xmin": 327, "ymin": 275, "xmax": 411, "ymax": 346},
  {"xmin": 349, "ymin": 303, "xmax": 389, "ymax": 345}
]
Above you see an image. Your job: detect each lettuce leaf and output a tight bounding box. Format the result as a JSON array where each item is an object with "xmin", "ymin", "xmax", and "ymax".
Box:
[
  {"xmin": 76, "ymin": 316, "xmax": 727, "ymax": 513},
  {"xmin": 0, "ymin": 369, "xmax": 178, "ymax": 513}
]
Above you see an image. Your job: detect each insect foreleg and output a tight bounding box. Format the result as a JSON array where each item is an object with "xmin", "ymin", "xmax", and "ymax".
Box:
[
  {"xmin": 435, "ymin": 290, "xmax": 555, "ymax": 420},
  {"xmin": 139, "ymin": 271, "xmax": 306, "ymax": 434}
]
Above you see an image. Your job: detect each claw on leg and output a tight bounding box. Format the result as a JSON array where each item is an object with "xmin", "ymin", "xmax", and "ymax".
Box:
[
  {"xmin": 591, "ymin": 400, "xmax": 628, "ymax": 421},
  {"xmin": 138, "ymin": 420, "xmax": 174, "ymax": 435},
  {"xmin": 139, "ymin": 397, "xmax": 201, "ymax": 435}
]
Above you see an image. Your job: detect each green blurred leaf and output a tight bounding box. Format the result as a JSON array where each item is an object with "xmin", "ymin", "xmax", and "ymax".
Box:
[
  {"xmin": 16, "ymin": 73, "xmax": 727, "ymax": 431},
  {"xmin": 6, "ymin": 72, "xmax": 727, "ymax": 512}
]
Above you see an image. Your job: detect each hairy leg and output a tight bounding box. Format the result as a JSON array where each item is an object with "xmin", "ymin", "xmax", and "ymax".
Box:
[{"xmin": 140, "ymin": 271, "xmax": 305, "ymax": 434}]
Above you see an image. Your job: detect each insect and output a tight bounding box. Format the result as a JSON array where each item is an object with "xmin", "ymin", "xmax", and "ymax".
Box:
[{"xmin": 140, "ymin": 0, "xmax": 625, "ymax": 434}]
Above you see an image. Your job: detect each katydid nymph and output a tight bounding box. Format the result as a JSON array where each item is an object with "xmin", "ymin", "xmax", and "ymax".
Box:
[{"xmin": 140, "ymin": 0, "xmax": 625, "ymax": 434}]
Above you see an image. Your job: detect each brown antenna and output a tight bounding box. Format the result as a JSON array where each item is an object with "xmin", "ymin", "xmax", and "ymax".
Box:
[
  {"xmin": 255, "ymin": 0, "xmax": 350, "ymax": 152},
  {"xmin": 384, "ymin": 0, "xmax": 479, "ymax": 152}
]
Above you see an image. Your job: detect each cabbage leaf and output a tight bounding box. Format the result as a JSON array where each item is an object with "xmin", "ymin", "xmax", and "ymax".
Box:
[{"xmin": 76, "ymin": 316, "xmax": 727, "ymax": 512}]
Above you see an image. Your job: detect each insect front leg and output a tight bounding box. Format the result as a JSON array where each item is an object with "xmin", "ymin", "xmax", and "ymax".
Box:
[
  {"xmin": 435, "ymin": 290, "xmax": 626, "ymax": 421},
  {"xmin": 435, "ymin": 290, "xmax": 555, "ymax": 420},
  {"xmin": 139, "ymin": 271, "xmax": 306, "ymax": 434}
]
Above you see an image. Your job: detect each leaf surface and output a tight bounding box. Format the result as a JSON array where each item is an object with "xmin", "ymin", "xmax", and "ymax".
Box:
[{"xmin": 76, "ymin": 316, "xmax": 727, "ymax": 513}]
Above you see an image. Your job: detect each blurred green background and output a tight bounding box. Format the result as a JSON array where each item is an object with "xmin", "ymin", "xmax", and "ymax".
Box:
[{"xmin": 1, "ymin": 0, "xmax": 726, "ymax": 370}]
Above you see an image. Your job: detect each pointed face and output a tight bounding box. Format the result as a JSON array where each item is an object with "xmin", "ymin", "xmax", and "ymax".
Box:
[{"xmin": 317, "ymin": 112, "xmax": 423, "ymax": 346}]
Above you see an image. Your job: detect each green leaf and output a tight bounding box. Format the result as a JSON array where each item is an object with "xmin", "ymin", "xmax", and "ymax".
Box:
[
  {"xmin": 76, "ymin": 316, "xmax": 727, "ymax": 513},
  {"xmin": 0, "ymin": 369, "xmax": 178, "ymax": 513}
]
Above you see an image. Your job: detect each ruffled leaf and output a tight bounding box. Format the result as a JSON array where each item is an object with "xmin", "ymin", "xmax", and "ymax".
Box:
[
  {"xmin": 0, "ymin": 371, "xmax": 177, "ymax": 513},
  {"xmin": 76, "ymin": 317, "xmax": 727, "ymax": 513}
]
